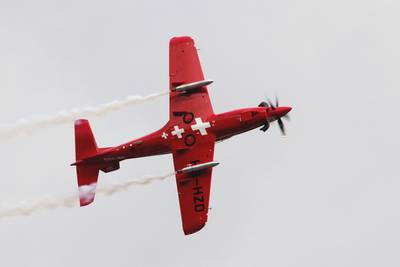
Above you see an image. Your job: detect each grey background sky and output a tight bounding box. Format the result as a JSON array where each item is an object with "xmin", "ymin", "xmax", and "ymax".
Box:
[{"xmin": 0, "ymin": 0, "xmax": 399, "ymax": 266}]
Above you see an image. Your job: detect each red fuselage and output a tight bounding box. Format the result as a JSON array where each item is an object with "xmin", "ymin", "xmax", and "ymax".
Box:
[{"xmin": 74, "ymin": 106, "xmax": 291, "ymax": 168}]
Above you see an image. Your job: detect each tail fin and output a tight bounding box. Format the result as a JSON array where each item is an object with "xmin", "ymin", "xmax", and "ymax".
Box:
[{"xmin": 74, "ymin": 119, "xmax": 100, "ymax": 206}]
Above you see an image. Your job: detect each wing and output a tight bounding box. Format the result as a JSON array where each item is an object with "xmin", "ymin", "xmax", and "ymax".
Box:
[
  {"xmin": 169, "ymin": 36, "xmax": 216, "ymax": 235},
  {"xmin": 172, "ymin": 133, "xmax": 216, "ymax": 235},
  {"xmin": 169, "ymin": 36, "xmax": 214, "ymax": 122}
]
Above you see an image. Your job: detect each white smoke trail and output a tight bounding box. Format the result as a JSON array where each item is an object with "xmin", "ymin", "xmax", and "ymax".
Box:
[
  {"xmin": 0, "ymin": 172, "xmax": 175, "ymax": 218},
  {"xmin": 0, "ymin": 91, "xmax": 168, "ymax": 139}
]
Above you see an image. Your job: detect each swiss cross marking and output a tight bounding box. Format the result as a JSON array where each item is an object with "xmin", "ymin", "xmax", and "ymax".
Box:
[
  {"xmin": 171, "ymin": 125, "xmax": 185, "ymax": 139},
  {"xmin": 191, "ymin": 118, "xmax": 211, "ymax": 136},
  {"xmin": 161, "ymin": 132, "xmax": 168, "ymax": 139}
]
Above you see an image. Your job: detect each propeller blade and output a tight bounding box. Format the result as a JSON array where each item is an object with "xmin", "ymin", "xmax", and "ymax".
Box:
[
  {"xmin": 260, "ymin": 122, "xmax": 270, "ymax": 132},
  {"xmin": 283, "ymin": 114, "xmax": 290, "ymax": 121},
  {"xmin": 267, "ymin": 98, "xmax": 276, "ymax": 110},
  {"xmin": 277, "ymin": 118, "xmax": 286, "ymax": 135}
]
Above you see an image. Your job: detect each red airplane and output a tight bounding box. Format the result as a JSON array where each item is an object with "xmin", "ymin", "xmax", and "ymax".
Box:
[{"xmin": 71, "ymin": 36, "xmax": 292, "ymax": 235}]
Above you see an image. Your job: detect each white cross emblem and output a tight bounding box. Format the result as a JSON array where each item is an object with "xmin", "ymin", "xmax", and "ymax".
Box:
[
  {"xmin": 171, "ymin": 125, "xmax": 185, "ymax": 139},
  {"xmin": 191, "ymin": 117, "xmax": 211, "ymax": 135},
  {"xmin": 161, "ymin": 132, "xmax": 168, "ymax": 139}
]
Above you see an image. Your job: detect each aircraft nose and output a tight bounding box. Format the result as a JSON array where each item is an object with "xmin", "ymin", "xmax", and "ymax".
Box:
[{"xmin": 276, "ymin": 106, "xmax": 292, "ymax": 117}]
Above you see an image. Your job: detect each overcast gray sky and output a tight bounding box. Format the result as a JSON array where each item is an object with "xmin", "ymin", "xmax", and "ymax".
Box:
[{"xmin": 0, "ymin": 0, "xmax": 399, "ymax": 266}]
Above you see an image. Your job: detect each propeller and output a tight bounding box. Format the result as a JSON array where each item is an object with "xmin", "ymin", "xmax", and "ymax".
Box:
[
  {"xmin": 277, "ymin": 117, "xmax": 286, "ymax": 135},
  {"xmin": 260, "ymin": 121, "xmax": 270, "ymax": 132},
  {"xmin": 259, "ymin": 96, "xmax": 290, "ymax": 135}
]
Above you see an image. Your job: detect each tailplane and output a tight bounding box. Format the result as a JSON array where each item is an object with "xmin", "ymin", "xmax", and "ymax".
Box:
[
  {"xmin": 76, "ymin": 165, "xmax": 99, "ymax": 206},
  {"xmin": 74, "ymin": 119, "xmax": 100, "ymax": 206},
  {"xmin": 75, "ymin": 119, "xmax": 98, "ymax": 160}
]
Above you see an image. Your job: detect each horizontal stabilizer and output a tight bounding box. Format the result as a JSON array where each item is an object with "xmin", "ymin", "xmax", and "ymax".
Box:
[
  {"xmin": 74, "ymin": 119, "xmax": 100, "ymax": 206},
  {"xmin": 76, "ymin": 165, "xmax": 99, "ymax": 206},
  {"xmin": 75, "ymin": 119, "xmax": 98, "ymax": 160},
  {"xmin": 173, "ymin": 80, "xmax": 213, "ymax": 92}
]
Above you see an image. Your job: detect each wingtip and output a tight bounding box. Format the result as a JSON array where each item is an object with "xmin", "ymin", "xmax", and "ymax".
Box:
[
  {"xmin": 74, "ymin": 119, "xmax": 89, "ymax": 126},
  {"xmin": 183, "ymin": 222, "xmax": 206, "ymax": 235},
  {"xmin": 80, "ymin": 199, "xmax": 94, "ymax": 207},
  {"xmin": 170, "ymin": 36, "xmax": 194, "ymax": 45}
]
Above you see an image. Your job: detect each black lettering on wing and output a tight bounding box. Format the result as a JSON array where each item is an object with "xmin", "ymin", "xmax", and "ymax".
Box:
[{"xmin": 193, "ymin": 185, "xmax": 205, "ymax": 213}]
